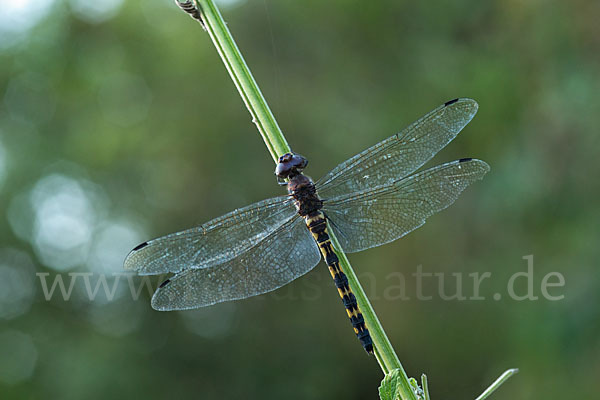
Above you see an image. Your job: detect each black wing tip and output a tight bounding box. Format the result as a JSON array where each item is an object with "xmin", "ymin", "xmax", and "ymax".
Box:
[
  {"xmin": 123, "ymin": 241, "xmax": 149, "ymax": 270},
  {"xmin": 443, "ymin": 98, "xmax": 478, "ymax": 111},
  {"xmin": 158, "ymin": 279, "xmax": 171, "ymax": 288},
  {"xmin": 455, "ymin": 158, "xmax": 491, "ymax": 174},
  {"xmin": 132, "ymin": 242, "xmax": 149, "ymax": 252}
]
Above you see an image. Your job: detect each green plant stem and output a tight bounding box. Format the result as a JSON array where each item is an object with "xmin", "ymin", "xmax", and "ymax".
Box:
[
  {"xmin": 194, "ymin": 0, "xmax": 290, "ymax": 161},
  {"xmin": 191, "ymin": 1, "xmax": 415, "ymax": 394},
  {"xmin": 421, "ymin": 374, "xmax": 431, "ymax": 400},
  {"xmin": 475, "ymin": 369, "xmax": 519, "ymax": 400}
]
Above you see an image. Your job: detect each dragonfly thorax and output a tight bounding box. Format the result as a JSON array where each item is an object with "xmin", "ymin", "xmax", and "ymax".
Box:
[
  {"xmin": 276, "ymin": 152, "xmax": 322, "ymax": 215},
  {"xmin": 287, "ymin": 173, "xmax": 323, "ymax": 217}
]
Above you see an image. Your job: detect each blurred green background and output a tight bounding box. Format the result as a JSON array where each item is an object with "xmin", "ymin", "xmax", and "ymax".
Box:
[{"xmin": 1, "ymin": 0, "xmax": 598, "ymax": 398}]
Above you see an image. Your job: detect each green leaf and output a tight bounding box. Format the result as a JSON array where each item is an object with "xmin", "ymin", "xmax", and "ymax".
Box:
[
  {"xmin": 379, "ymin": 369, "xmax": 403, "ymax": 400},
  {"xmin": 380, "ymin": 369, "xmax": 424, "ymax": 400}
]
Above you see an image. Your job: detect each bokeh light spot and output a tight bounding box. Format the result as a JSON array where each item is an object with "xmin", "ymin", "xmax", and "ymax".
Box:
[
  {"xmin": 88, "ymin": 220, "xmax": 145, "ymax": 274},
  {"xmin": 69, "ymin": 0, "xmax": 124, "ymax": 24},
  {"xmin": 0, "ymin": 330, "xmax": 38, "ymax": 385},
  {"xmin": 0, "ymin": 248, "xmax": 36, "ymax": 320},
  {"xmin": 30, "ymin": 174, "xmax": 106, "ymax": 271},
  {"xmin": 0, "ymin": 0, "xmax": 56, "ymax": 48}
]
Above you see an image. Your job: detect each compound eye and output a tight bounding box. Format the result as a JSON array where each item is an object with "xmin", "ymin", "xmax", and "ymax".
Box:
[
  {"xmin": 291, "ymin": 154, "xmax": 308, "ymax": 169},
  {"xmin": 275, "ymin": 161, "xmax": 291, "ymax": 178},
  {"xmin": 279, "ymin": 153, "xmax": 293, "ymax": 163}
]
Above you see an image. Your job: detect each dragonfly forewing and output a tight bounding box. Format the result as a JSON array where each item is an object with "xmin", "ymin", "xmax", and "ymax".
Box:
[
  {"xmin": 316, "ymin": 98, "xmax": 479, "ymax": 200},
  {"xmin": 321, "ymin": 158, "xmax": 490, "ymax": 253},
  {"xmin": 151, "ymin": 216, "xmax": 321, "ymax": 310},
  {"xmin": 124, "ymin": 196, "xmax": 297, "ymax": 275}
]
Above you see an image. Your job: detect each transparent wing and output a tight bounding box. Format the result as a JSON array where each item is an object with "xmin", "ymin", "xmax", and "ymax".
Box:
[
  {"xmin": 316, "ymin": 98, "xmax": 478, "ymax": 200},
  {"xmin": 124, "ymin": 196, "xmax": 297, "ymax": 275},
  {"xmin": 322, "ymin": 159, "xmax": 490, "ymax": 253},
  {"xmin": 151, "ymin": 216, "xmax": 321, "ymax": 310}
]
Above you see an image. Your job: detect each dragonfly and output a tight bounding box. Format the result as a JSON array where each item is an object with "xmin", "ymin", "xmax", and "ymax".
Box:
[{"xmin": 124, "ymin": 98, "xmax": 490, "ymax": 354}]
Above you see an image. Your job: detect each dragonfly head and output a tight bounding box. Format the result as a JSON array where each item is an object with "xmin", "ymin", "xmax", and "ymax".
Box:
[{"xmin": 275, "ymin": 152, "xmax": 308, "ymax": 184}]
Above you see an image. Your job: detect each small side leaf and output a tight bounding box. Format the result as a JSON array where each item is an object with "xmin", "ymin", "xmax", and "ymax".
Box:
[
  {"xmin": 379, "ymin": 369, "xmax": 403, "ymax": 400},
  {"xmin": 379, "ymin": 369, "xmax": 424, "ymax": 400}
]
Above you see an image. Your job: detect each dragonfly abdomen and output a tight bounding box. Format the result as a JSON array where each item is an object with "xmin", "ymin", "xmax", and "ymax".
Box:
[{"xmin": 305, "ymin": 212, "xmax": 374, "ymax": 354}]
